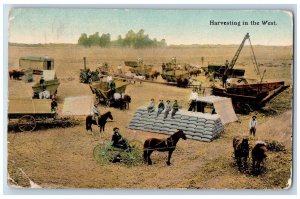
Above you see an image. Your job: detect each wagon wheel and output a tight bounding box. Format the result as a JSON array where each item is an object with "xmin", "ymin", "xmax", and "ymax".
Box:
[
  {"xmin": 18, "ymin": 115, "xmax": 36, "ymax": 132},
  {"xmin": 93, "ymin": 143, "xmax": 120, "ymax": 164}
]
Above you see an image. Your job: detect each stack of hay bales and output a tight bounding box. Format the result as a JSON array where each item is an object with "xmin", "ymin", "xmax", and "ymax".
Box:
[{"xmin": 128, "ymin": 107, "xmax": 224, "ymax": 142}]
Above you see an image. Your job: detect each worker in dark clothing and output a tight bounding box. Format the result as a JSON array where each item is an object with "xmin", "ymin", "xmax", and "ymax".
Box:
[
  {"xmin": 156, "ymin": 100, "xmax": 165, "ymax": 117},
  {"xmin": 51, "ymin": 98, "xmax": 58, "ymax": 112},
  {"xmin": 111, "ymin": 127, "xmax": 130, "ymax": 151},
  {"xmin": 222, "ymin": 73, "xmax": 228, "ymax": 88}
]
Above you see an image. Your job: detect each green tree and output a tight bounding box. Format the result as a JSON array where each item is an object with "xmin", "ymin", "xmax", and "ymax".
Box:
[
  {"xmin": 78, "ymin": 33, "xmax": 91, "ymax": 47},
  {"xmin": 99, "ymin": 33, "xmax": 111, "ymax": 47}
]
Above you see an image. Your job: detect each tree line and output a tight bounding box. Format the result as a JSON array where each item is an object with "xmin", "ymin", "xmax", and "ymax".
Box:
[{"xmin": 78, "ymin": 29, "xmax": 167, "ymax": 48}]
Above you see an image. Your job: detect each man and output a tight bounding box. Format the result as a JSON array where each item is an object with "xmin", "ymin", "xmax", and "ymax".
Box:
[
  {"xmin": 189, "ymin": 89, "xmax": 198, "ymax": 112},
  {"xmin": 147, "ymin": 99, "xmax": 155, "ymax": 113},
  {"xmin": 156, "ymin": 100, "xmax": 165, "ymax": 117},
  {"xmin": 111, "ymin": 127, "xmax": 130, "ymax": 150},
  {"xmin": 164, "ymin": 100, "xmax": 171, "ymax": 119},
  {"xmin": 171, "ymin": 100, "xmax": 179, "ymax": 119},
  {"xmin": 39, "ymin": 88, "xmax": 50, "ymax": 99},
  {"xmin": 39, "ymin": 76, "xmax": 45, "ymax": 90},
  {"xmin": 93, "ymin": 103, "xmax": 101, "ymax": 126},
  {"xmin": 249, "ymin": 115, "xmax": 258, "ymax": 136},
  {"xmin": 222, "ymin": 73, "xmax": 228, "ymax": 88},
  {"xmin": 51, "ymin": 98, "xmax": 58, "ymax": 112},
  {"xmin": 108, "ymin": 79, "xmax": 116, "ymax": 99}
]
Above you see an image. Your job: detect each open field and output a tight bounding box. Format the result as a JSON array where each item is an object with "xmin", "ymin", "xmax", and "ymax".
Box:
[{"xmin": 7, "ymin": 45, "xmax": 293, "ymax": 189}]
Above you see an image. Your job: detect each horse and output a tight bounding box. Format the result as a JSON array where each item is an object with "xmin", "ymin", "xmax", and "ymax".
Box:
[
  {"xmin": 9, "ymin": 70, "xmax": 25, "ymax": 80},
  {"xmin": 85, "ymin": 111, "xmax": 113, "ymax": 134},
  {"xmin": 233, "ymin": 137, "xmax": 250, "ymax": 170},
  {"xmin": 251, "ymin": 142, "xmax": 268, "ymax": 174},
  {"xmin": 119, "ymin": 94, "xmax": 131, "ymax": 110},
  {"xmin": 143, "ymin": 129, "xmax": 187, "ymax": 166}
]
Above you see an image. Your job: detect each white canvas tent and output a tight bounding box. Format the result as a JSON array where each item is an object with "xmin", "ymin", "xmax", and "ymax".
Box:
[
  {"xmin": 62, "ymin": 96, "xmax": 94, "ymax": 116},
  {"xmin": 197, "ymin": 95, "xmax": 238, "ymax": 124}
]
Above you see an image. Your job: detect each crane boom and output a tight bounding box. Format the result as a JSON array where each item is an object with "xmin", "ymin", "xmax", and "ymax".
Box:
[{"xmin": 224, "ymin": 33, "xmax": 250, "ymax": 75}]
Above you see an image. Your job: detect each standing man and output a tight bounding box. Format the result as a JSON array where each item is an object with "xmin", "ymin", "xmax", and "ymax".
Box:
[
  {"xmin": 171, "ymin": 100, "xmax": 179, "ymax": 119},
  {"xmin": 249, "ymin": 116, "xmax": 257, "ymax": 136},
  {"xmin": 164, "ymin": 100, "xmax": 171, "ymax": 119},
  {"xmin": 93, "ymin": 103, "xmax": 101, "ymax": 126},
  {"xmin": 147, "ymin": 99, "xmax": 155, "ymax": 113},
  {"xmin": 156, "ymin": 100, "xmax": 165, "ymax": 117},
  {"xmin": 51, "ymin": 98, "xmax": 58, "ymax": 112},
  {"xmin": 189, "ymin": 89, "xmax": 198, "ymax": 112},
  {"xmin": 108, "ymin": 78, "xmax": 116, "ymax": 99}
]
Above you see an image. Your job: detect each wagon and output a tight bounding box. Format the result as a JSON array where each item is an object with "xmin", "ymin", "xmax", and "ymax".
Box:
[
  {"xmin": 32, "ymin": 79, "xmax": 60, "ymax": 99},
  {"xmin": 212, "ymin": 80, "xmax": 290, "ymax": 114},
  {"xmin": 89, "ymin": 80, "xmax": 128, "ymax": 107},
  {"xmin": 8, "ymin": 98, "xmax": 77, "ymax": 132},
  {"xmin": 8, "ymin": 98, "xmax": 56, "ymax": 132}
]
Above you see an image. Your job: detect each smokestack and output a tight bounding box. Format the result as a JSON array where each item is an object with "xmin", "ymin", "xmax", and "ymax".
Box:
[{"xmin": 83, "ymin": 57, "xmax": 87, "ymax": 70}]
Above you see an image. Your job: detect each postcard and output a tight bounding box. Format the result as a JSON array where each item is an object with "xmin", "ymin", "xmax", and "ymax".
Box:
[{"xmin": 7, "ymin": 8, "xmax": 293, "ymax": 190}]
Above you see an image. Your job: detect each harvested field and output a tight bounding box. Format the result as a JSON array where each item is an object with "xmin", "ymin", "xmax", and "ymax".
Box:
[{"xmin": 7, "ymin": 45, "xmax": 293, "ymax": 189}]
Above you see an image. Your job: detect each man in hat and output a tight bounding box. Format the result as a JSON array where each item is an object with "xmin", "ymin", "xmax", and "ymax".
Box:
[
  {"xmin": 249, "ymin": 115, "xmax": 258, "ymax": 136},
  {"xmin": 164, "ymin": 100, "xmax": 171, "ymax": 119},
  {"xmin": 156, "ymin": 100, "xmax": 165, "ymax": 117},
  {"xmin": 93, "ymin": 103, "xmax": 101, "ymax": 126},
  {"xmin": 111, "ymin": 127, "xmax": 130, "ymax": 150},
  {"xmin": 147, "ymin": 98, "xmax": 155, "ymax": 114},
  {"xmin": 171, "ymin": 100, "xmax": 179, "ymax": 119},
  {"xmin": 189, "ymin": 89, "xmax": 198, "ymax": 112}
]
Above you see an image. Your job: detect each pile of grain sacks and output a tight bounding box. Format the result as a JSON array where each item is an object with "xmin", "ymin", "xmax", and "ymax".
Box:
[{"xmin": 128, "ymin": 107, "xmax": 224, "ymax": 142}]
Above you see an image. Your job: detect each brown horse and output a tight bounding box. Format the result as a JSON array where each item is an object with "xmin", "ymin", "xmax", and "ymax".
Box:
[
  {"xmin": 252, "ymin": 142, "xmax": 268, "ymax": 174},
  {"xmin": 233, "ymin": 137, "xmax": 250, "ymax": 170},
  {"xmin": 143, "ymin": 130, "xmax": 187, "ymax": 166}
]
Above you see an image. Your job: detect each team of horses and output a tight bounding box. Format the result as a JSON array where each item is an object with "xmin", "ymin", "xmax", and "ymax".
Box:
[
  {"xmin": 233, "ymin": 137, "xmax": 268, "ymax": 174},
  {"xmin": 85, "ymin": 111, "xmax": 268, "ymax": 173}
]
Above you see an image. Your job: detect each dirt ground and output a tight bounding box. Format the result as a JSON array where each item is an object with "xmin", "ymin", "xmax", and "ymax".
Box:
[{"xmin": 7, "ymin": 45, "xmax": 293, "ymax": 189}]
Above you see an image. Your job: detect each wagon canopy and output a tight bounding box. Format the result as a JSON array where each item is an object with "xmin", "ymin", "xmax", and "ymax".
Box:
[
  {"xmin": 197, "ymin": 95, "xmax": 238, "ymax": 124},
  {"xmin": 90, "ymin": 80, "xmax": 128, "ymax": 99},
  {"xmin": 8, "ymin": 98, "xmax": 52, "ymax": 115},
  {"xmin": 32, "ymin": 79, "xmax": 60, "ymax": 95}
]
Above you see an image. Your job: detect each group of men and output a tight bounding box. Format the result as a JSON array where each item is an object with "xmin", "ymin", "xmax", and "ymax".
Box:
[{"xmin": 147, "ymin": 99, "xmax": 179, "ymax": 119}]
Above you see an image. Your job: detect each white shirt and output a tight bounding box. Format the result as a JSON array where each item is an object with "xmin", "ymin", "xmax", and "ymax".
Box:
[
  {"xmin": 93, "ymin": 106, "xmax": 100, "ymax": 115},
  {"xmin": 189, "ymin": 91, "xmax": 198, "ymax": 101},
  {"xmin": 249, "ymin": 119, "xmax": 257, "ymax": 128},
  {"xmin": 39, "ymin": 90, "xmax": 50, "ymax": 99},
  {"xmin": 113, "ymin": 93, "xmax": 121, "ymax": 100}
]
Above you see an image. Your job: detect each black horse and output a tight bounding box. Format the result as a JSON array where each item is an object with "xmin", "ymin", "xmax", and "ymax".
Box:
[
  {"xmin": 119, "ymin": 94, "xmax": 131, "ymax": 110},
  {"xmin": 143, "ymin": 129, "xmax": 187, "ymax": 166},
  {"xmin": 86, "ymin": 111, "xmax": 113, "ymax": 134},
  {"xmin": 233, "ymin": 137, "xmax": 250, "ymax": 170},
  {"xmin": 252, "ymin": 142, "xmax": 268, "ymax": 174}
]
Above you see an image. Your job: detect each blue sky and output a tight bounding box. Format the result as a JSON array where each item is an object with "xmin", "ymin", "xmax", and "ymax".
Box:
[{"xmin": 8, "ymin": 8, "xmax": 293, "ymax": 45}]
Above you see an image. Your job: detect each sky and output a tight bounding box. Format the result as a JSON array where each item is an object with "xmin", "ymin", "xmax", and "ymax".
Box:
[{"xmin": 8, "ymin": 8, "xmax": 293, "ymax": 46}]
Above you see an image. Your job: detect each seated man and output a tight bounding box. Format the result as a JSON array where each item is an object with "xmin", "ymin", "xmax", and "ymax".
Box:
[
  {"xmin": 147, "ymin": 99, "xmax": 155, "ymax": 113},
  {"xmin": 39, "ymin": 89, "xmax": 50, "ymax": 99},
  {"xmin": 111, "ymin": 127, "xmax": 130, "ymax": 151},
  {"xmin": 92, "ymin": 104, "xmax": 101, "ymax": 126}
]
